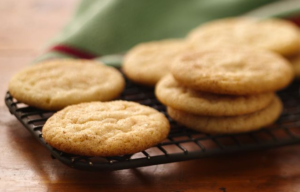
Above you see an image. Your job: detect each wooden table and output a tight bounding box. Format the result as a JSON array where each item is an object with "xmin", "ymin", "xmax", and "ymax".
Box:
[{"xmin": 1, "ymin": 1, "xmax": 300, "ymax": 191}]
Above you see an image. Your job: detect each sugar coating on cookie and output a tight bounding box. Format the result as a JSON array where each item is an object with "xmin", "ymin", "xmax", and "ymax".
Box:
[
  {"xmin": 171, "ymin": 47, "xmax": 294, "ymax": 95},
  {"xmin": 8, "ymin": 59, "xmax": 125, "ymax": 110},
  {"xmin": 155, "ymin": 75, "xmax": 275, "ymax": 116},
  {"xmin": 122, "ymin": 39, "xmax": 186, "ymax": 86},
  {"xmin": 42, "ymin": 101, "xmax": 170, "ymax": 156},
  {"xmin": 167, "ymin": 96, "xmax": 282, "ymax": 134},
  {"xmin": 188, "ymin": 17, "xmax": 300, "ymax": 57}
]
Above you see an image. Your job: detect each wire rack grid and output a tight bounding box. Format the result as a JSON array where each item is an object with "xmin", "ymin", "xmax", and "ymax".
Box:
[{"xmin": 5, "ymin": 79, "xmax": 300, "ymax": 171}]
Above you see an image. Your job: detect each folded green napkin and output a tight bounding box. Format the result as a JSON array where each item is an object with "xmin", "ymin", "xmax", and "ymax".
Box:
[{"xmin": 35, "ymin": 0, "xmax": 300, "ymax": 67}]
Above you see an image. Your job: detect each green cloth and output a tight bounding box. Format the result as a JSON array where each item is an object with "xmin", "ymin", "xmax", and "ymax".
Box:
[{"xmin": 35, "ymin": 0, "xmax": 300, "ymax": 66}]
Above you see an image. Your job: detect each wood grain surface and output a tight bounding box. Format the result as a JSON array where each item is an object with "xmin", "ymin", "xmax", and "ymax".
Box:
[{"xmin": 1, "ymin": 1, "xmax": 300, "ymax": 191}]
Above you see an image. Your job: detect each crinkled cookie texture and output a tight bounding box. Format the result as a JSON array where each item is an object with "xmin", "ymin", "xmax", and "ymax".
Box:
[
  {"xmin": 42, "ymin": 101, "xmax": 170, "ymax": 157},
  {"xmin": 167, "ymin": 96, "xmax": 282, "ymax": 134},
  {"xmin": 187, "ymin": 17, "xmax": 300, "ymax": 57},
  {"xmin": 155, "ymin": 75, "xmax": 275, "ymax": 116},
  {"xmin": 8, "ymin": 59, "xmax": 125, "ymax": 110},
  {"xmin": 171, "ymin": 47, "xmax": 294, "ymax": 95},
  {"xmin": 122, "ymin": 39, "xmax": 187, "ymax": 86}
]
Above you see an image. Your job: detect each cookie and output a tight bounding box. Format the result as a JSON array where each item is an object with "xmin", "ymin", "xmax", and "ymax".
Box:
[
  {"xmin": 188, "ymin": 18, "xmax": 246, "ymax": 50},
  {"xmin": 188, "ymin": 17, "xmax": 300, "ymax": 57},
  {"xmin": 167, "ymin": 96, "xmax": 282, "ymax": 134},
  {"xmin": 171, "ymin": 47, "xmax": 294, "ymax": 95},
  {"xmin": 8, "ymin": 59, "xmax": 125, "ymax": 110},
  {"xmin": 155, "ymin": 74, "xmax": 275, "ymax": 116},
  {"xmin": 42, "ymin": 101, "xmax": 170, "ymax": 156},
  {"xmin": 122, "ymin": 39, "xmax": 186, "ymax": 86}
]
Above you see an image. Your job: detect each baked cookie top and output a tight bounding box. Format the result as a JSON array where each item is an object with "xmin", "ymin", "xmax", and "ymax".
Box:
[
  {"xmin": 122, "ymin": 39, "xmax": 186, "ymax": 86},
  {"xmin": 9, "ymin": 59, "xmax": 125, "ymax": 110},
  {"xmin": 42, "ymin": 101, "xmax": 170, "ymax": 157},
  {"xmin": 171, "ymin": 47, "xmax": 294, "ymax": 95},
  {"xmin": 155, "ymin": 75, "xmax": 274, "ymax": 116},
  {"xmin": 167, "ymin": 96, "xmax": 282, "ymax": 134},
  {"xmin": 187, "ymin": 17, "xmax": 300, "ymax": 57}
]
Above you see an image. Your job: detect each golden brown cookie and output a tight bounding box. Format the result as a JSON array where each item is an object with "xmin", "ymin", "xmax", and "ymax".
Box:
[
  {"xmin": 167, "ymin": 96, "xmax": 282, "ymax": 134},
  {"xmin": 9, "ymin": 59, "xmax": 125, "ymax": 110},
  {"xmin": 171, "ymin": 47, "xmax": 294, "ymax": 95},
  {"xmin": 188, "ymin": 18, "xmax": 246, "ymax": 50},
  {"xmin": 122, "ymin": 39, "xmax": 187, "ymax": 86},
  {"xmin": 188, "ymin": 17, "xmax": 300, "ymax": 57},
  {"xmin": 155, "ymin": 75, "xmax": 275, "ymax": 116},
  {"xmin": 42, "ymin": 101, "xmax": 170, "ymax": 156}
]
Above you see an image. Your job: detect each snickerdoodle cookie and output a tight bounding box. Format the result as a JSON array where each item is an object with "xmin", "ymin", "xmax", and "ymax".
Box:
[
  {"xmin": 155, "ymin": 75, "xmax": 275, "ymax": 116},
  {"xmin": 171, "ymin": 47, "xmax": 293, "ymax": 95},
  {"xmin": 9, "ymin": 59, "xmax": 125, "ymax": 110},
  {"xmin": 122, "ymin": 39, "xmax": 186, "ymax": 86},
  {"xmin": 167, "ymin": 96, "xmax": 282, "ymax": 134},
  {"xmin": 188, "ymin": 17, "xmax": 300, "ymax": 57},
  {"xmin": 42, "ymin": 101, "xmax": 170, "ymax": 156}
]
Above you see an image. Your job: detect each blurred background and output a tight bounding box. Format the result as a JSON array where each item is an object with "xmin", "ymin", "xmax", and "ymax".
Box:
[{"xmin": 0, "ymin": 0, "xmax": 78, "ymax": 103}]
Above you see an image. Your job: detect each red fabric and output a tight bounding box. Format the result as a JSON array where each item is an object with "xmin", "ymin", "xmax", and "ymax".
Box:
[
  {"xmin": 50, "ymin": 45, "xmax": 97, "ymax": 59},
  {"xmin": 286, "ymin": 15, "xmax": 300, "ymax": 26}
]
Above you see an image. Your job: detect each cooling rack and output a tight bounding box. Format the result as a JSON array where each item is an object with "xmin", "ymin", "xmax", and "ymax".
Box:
[{"xmin": 5, "ymin": 79, "xmax": 300, "ymax": 171}]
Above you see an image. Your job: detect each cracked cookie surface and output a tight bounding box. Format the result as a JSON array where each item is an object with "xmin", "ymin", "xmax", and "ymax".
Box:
[
  {"xmin": 155, "ymin": 75, "xmax": 275, "ymax": 116},
  {"xmin": 171, "ymin": 47, "xmax": 293, "ymax": 95},
  {"xmin": 8, "ymin": 59, "xmax": 125, "ymax": 110},
  {"xmin": 167, "ymin": 96, "xmax": 282, "ymax": 134},
  {"xmin": 42, "ymin": 101, "xmax": 170, "ymax": 156},
  {"xmin": 187, "ymin": 17, "xmax": 300, "ymax": 57},
  {"xmin": 122, "ymin": 39, "xmax": 186, "ymax": 86}
]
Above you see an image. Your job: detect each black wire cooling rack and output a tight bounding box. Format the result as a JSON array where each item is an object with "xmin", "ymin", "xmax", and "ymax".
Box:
[{"xmin": 5, "ymin": 79, "xmax": 300, "ymax": 171}]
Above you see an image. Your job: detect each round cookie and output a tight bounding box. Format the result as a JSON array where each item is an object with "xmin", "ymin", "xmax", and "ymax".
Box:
[
  {"xmin": 171, "ymin": 47, "xmax": 294, "ymax": 95},
  {"xmin": 167, "ymin": 96, "xmax": 282, "ymax": 134},
  {"xmin": 188, "ymin": 17, "xmax": 300, "ymax": 57},
  {"xmin": 42, "ymin": 101, "xmax": 170, "ymax": 157},
  {"xmin": 122, "ymin": 39, "xmax": 187, "ymax": 86},
  {"xmin": 9, "ymin": 59, "xmax": 125, "ymax": 110},
  {"xmin": 155, "ymin": 75, "xmax": 275, "ymax": 116}
]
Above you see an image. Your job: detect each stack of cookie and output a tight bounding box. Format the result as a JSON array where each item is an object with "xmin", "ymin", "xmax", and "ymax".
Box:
[{"xmin": 155, "ymin": 47, "xmax": 294, "ymax": 134}]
